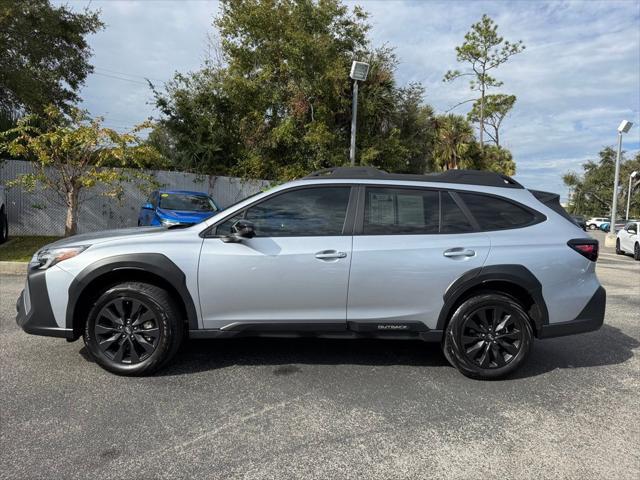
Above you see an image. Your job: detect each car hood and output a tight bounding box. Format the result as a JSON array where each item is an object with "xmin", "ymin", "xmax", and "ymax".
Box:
[
  {"xmin": 157, "ymin": 208, "xmax": 215, "ymax": 223},
  {"xmin": 45, "ymin": 226, "xmax": 167, "ymax": 249}
]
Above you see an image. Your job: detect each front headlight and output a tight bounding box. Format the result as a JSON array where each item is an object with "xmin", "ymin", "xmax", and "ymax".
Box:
[
  {"xmin": 160, "ymin": 218, "xmax": 181, "ymax": 226},
  {"xmin": 30, "ymin": 246, "xmax": 89, "ymax": 270}
]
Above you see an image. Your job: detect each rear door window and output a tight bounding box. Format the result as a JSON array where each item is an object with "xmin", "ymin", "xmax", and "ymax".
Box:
[
  {"xmin": 457, "ymin": 192, "xmax": 537, "ymax": 231},
  {"xmin": 441, "ymin": 192, "xmax": 474, "ymax": 233},
  {"xmin": 363, "ymin": 187, "xmax": 439, "ymax": 234}
]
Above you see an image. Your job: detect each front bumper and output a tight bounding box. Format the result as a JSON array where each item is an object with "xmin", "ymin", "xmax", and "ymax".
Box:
[
  {"xmin": 16, "ymin": 268, "xmax": 73, "ymax": 339},
  {"xmin": 537, "ymin": 286, "xmax": 606, "ymax": 339}
]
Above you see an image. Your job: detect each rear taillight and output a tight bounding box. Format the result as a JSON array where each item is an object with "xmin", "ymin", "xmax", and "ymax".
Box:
[{"xmin": 567, "ymin": 239, "xmax": 599, "ymax": 262}]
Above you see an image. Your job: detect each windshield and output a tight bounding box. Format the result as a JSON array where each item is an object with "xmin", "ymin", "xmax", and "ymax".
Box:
[{"xmin": 159, "ymin": 193, "xmax": 218, "ymax": 212}]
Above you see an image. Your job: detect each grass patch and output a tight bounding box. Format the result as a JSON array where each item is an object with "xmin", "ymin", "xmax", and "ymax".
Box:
[{"xmin": 0, "ymin": 236, "xmax": 62, "ymax": 262}]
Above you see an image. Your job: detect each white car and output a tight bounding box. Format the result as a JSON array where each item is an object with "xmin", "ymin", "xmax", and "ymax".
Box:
[
  {"xmin": 616, "ymin": 221, "xmax": 639, "ymax": 260},
  {"xmin": 586, "ymin": 217, "xmax": 609, "ymax": 230}
]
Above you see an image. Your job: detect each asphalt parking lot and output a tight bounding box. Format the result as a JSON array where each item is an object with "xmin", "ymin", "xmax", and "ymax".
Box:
[{"xmin": 1, "ymin": 230, "xmax": 639, "ymax": 479}]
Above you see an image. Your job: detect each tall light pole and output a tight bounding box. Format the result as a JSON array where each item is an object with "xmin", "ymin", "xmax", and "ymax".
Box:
[
  {"xmin": 349, "ymin": 61, "xmax": 369, "ymax": 167},
  {"xmin": 626, "ymin": 170, "xmax": 638, "ymax": 220},
  {"xmin": 605, "ymin": 120, "xmax": 633, "ymax": 246}
]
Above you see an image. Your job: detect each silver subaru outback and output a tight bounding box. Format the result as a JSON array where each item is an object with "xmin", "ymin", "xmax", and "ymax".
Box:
[{"xmin": 16, "ymin": 167, "xmax": 605, "ymax": 379}]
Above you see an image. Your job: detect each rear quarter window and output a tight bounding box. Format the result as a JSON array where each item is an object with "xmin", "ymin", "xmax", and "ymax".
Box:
[{"xmin": 457, "ymin": 192, "xmax": 539, "ymax": 231}]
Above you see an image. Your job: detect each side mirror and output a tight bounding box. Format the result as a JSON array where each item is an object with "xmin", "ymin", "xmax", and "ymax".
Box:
[
  {"xmin": 629, "ymin": 229, "xmax": 637, "ymax": 235},
  {"xmin": 142, "ymin": 202, "xmax": 154, "ymax": 210},
  {"xmin": 222, "ymin": 220, "xmax": 256, "ymax": 243}
]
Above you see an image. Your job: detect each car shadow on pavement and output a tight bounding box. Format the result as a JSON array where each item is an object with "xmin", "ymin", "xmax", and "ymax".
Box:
[
  {"xmin": 118, "ymin": 324, "xmax": 637, "ymax": 379},
  {"xmin": 512, "ymin": 324, "xmax": 639, "ymax": 379},
  {"xmin": 155, "ymin": 337, "xmax": 451, "ymax": 377},
  {"xmin": 76, "ymin": 324, "xmax": 637, "ymax": 379}
]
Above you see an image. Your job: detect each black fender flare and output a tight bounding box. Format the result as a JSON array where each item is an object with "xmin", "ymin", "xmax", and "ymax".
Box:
[
  {"xmin": 436, "ymin": 264, "xmax": 549, "ymax": 332},
  {"xmin": 66, "ymin": 253, "xmax": 199, "ymax": 334}
]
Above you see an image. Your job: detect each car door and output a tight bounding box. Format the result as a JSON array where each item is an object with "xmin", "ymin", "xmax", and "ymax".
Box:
[
  {"xmin": 347, "ymin": 187, "xmax": 490, "ymax": 330},
  {"xmin": 622, "ymin": 223, "xmax": 636, "ymax": 251},
  {"xmin": 198, "ymin": 185, "xmax": 355, "ymax": 329},
  {"xmin": 141, "ymin": 191, "xmax": 158, "ymax": 226}
]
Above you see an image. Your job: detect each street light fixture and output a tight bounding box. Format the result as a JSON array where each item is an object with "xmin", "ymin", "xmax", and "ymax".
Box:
[
  {"xmin": 605, "ymin": 120, "xmax": 634, "ymax": 246},
  {"xmin": 349, "ymin": 61, "xmax": 370, "ymax": 166},
  {"xmin": 626, "ymin": 170, "xmax": 639, "ymax": 220}
]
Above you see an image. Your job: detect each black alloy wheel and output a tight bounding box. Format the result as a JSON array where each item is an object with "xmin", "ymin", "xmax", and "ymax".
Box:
[
  {"xmin": 616, "ymin": 239, "xmax": 624, "ymax": 255},
  {"xmin": 94, "ymin": 297, "xmax": 160, "ymax": 364},
  {"xmin": 635, "ymin": 243, "xmax": 640, "ymax": 261},
  {"xmin": 459, "ymin": 305, "xmax": 523, "ymax": 369},
  {"xmin": 443, "ymin": 293, "xmax": 533, "ymax": 380},
  {"xmin": 84, "ymin": 282, "xmax": 183, "ymax": 375}
]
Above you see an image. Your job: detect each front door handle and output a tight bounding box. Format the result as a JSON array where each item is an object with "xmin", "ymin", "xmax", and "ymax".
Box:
[
  {"xmin": 443, "ymin": 248, "xmax": 476, "ymax": 258},
  {"xmin": 315, "ymin": 250, "xmax": 347, "ymax": 260}
]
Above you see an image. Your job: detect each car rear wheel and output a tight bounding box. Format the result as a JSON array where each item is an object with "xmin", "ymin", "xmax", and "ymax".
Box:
[
  {"xmin": 83, "ymin": 282, "xmax": 183, "ymax": 375},
  {"xmin": 588, "ymin": 224, "xmax": 597, "ymax": 230},
  {"xmin": 616, "ymin": 239, "xmax": 624, "ymax": 255},
  {"xmin": 443, "ymin": 293, "xmax": 533, "ymax": 380}
]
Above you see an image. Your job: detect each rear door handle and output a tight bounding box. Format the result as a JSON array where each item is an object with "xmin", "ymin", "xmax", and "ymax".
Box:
[
  {"xmin": 315, "ymin": 250, "xmax": 347, "ymax": 260},
  {"xmin": 443, "ymin": 248, "xmax": 476, "ymax": 258}
]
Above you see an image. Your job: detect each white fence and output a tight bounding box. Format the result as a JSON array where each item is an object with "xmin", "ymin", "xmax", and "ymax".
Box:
[{"xmin": 0, "ymin": 159, "xmax": 270, "ymax": 236}]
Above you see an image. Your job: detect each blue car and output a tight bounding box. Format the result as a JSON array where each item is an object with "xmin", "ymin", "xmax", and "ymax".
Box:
[{"xmin": 138, "ymin": 190, "xmax": 220, "ymax": 227}]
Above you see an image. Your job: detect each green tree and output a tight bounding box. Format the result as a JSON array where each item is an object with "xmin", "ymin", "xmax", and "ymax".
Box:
[
  {"xmin": 0, "ymin": 0, "xmax": 103, "ymax": 117},
  {"xmin": 563, "ymin": 147, "xmax": 640, "ymax": 217},
  {"xmin": 467, "ymin": 94, "xmax": 516, "ymax": 147},
  {"xmin": 152, "ymin": 0, "xmax": 437, "ymax": 180},
  {"xmin": 356, "ymin": 49, "xmax": 436, "ymax": 174},
  {"xmin": 0, "ymin": 106, "xmax": 161, "ymax": 236},
  {"xmin": 432, "ymin": 114, "xmax": 475, "ymax": 171},
  {"xmin": 473, "ymin": 144, "xmax": 516, "ymax": 176},
  {"xmin": 150, "ymin": 65, "xmax": 241, "ymax": 175},
  {"xmin": 444, "ymin": 14, "xmax": 524, "ymax": 149}
]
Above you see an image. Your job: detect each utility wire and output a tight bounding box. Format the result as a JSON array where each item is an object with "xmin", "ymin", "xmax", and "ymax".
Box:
[{"xmin": 92, "ymin": 72, "xmax": 149, "ymax": 86}]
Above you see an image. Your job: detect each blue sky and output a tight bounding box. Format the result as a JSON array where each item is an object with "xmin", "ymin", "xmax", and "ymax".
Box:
[{"xmin": 63, "ymin": 0, "xmax": 640, "ymax": 199}]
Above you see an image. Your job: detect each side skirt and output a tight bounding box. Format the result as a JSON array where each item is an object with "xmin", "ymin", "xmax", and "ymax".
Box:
[{"xmin": 189, "ymin": 321, "xmax": 443, "ymax": 342}]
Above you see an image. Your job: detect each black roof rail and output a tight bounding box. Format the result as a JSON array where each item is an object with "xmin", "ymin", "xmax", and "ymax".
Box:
[
  {"xmin": 304, "ymin": 166, "xmax": 386, "ymax": 178},
  {"xmin": 303, "ymin": 167, "xmax": 523, "ymax": 189}
]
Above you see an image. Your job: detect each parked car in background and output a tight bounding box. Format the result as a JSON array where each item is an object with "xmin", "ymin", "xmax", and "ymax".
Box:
[
  {"xmin": 600, "ymin": 220, "xmax": 625, "ymax": 233},
  {"xmin": 0, "ymin": 184, "xmax": 8, "ymax": 244},
  {"xmin": 17, "ymin": 167, "xmax": 605, "ymax": 380},
  {"xmin": 586, "ymin": 217, "xmax": 609, "ymax": 230},
  {"xmin": 616, "ymin": 221, "xmax": 639, "ymax": 260},
  {"xmin": 138, "ymin": 190, "xmax": 220, "ymax": 227},
  {"xmin": 571, "ymin": 215, "xmax": 587, "ymax": 231}
]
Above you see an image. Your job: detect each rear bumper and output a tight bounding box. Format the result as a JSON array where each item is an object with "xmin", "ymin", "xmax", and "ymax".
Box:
[
  {"xmin": 16, "ymin": 269, "xmax": 73, "ymax": 339},
  {"xmin": 537, "ymin": 286, "xmax": 605, "ymax": 339}
]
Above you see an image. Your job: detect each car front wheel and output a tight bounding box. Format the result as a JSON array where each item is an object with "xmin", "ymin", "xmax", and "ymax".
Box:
[
  {"xmin": 588, "ymin": 224, "xmax": 597, "ymax": 230},
  {"xmin": 616, "ymin": 239, "xmax": 624, "ymax": 255},
  {"xmin": 443, "ymin": 293, "xmax": 533, "ymax": 380},
  {"xmin": 84, "ymin": 282, "xmax": 183, "ymax": 375},
  {"xmin": 635, "ymin": 243, "xmax": 640, "ymax": 261}
]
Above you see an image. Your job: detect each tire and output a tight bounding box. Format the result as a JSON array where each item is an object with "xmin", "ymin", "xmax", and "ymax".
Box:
[
  {"xmin": 634, "ymin": 243, "xmax": 640, "ymax": 261},
  {"xmin": 83, "ymin": 282, "xmax": 184, "ymax": 375},
  {"xmin": 442, "ymin": 293, "xmax": 533, "ymax": 380},
  {"xmin": 616, "ymin": 239, "xmax": 624, "ymax": 255},
  {"xmin": 0, "ymin": 208, "xmax": 7, "ymax": 244},
  {"xmin": 588, "ymin": 224, "xmax": 597, "ymax": 230}
]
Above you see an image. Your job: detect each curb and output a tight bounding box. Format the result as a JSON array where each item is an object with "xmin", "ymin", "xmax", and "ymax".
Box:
[{"xmin": 0, "ymin": 261, "xmax": 27, "ymax": 275}]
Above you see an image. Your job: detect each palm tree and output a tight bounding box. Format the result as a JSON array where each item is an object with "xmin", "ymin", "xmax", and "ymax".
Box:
[{"xmin": 433, "ymin": 114, "xmax": 475, "ymax": 171}]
